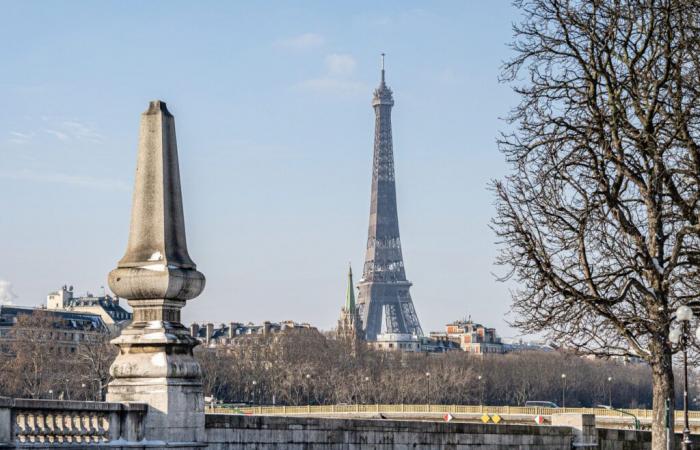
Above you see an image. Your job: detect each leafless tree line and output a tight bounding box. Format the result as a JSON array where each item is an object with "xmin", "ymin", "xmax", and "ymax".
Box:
[
  {"xmin": 195, "ymin": 331, "xmax": 656, "ymax": 408},
  {"xmin": 0, "ymin": 311, "xmax": 116, "ymax": 401},
  {"xmin": 0, "ymin": 314, "xmax": 691, "ymax": 411}
]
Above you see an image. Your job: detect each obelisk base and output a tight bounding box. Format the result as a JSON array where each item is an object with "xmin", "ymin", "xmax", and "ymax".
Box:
[
  {"xmin": 107, "ymin": 320, "xmax": 205, "ymax": 447},
  {"xmin": 107, "ymin": 378, "xmax": 205, "ymax": 446}
]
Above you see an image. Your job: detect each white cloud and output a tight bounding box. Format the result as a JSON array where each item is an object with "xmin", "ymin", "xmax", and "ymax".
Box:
[
  {"xmin": 41, "ymin": 118, "xmax": 103, "ymax": 143},
  {"xmin": 275, "ymin": 33, "xmax": 325, "ymax": 51},
  {"xmin": 7, "ymin": 131, "xmax": 34, "ymax": 145},
  {"xmin": 60, "ymin": 120, "xmax": 103, "ymax": 142},
  {"xmin": 0, "ymin": 169, "xmax": 129, "ymax": 191},
  {"xmin": 0, "ymin": 280, "xmax": 17, "ymax": 305},
  {"xmin": 296, "ymin": 53, "xmax": 365, "ymax": 98},
  {"xmin": 45, "ymin": 129, "xmax": 70, "ymax": 141},
  {"xmin": 325, "ymin": 54, "xmax": 356, "ymax": 76}
]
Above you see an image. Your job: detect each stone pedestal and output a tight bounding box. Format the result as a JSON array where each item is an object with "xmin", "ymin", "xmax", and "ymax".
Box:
[
  {"xmin": 106, "ymin": 101, "xmax": 205, "ymax": 448},
  {"xmin": 107, "ymin": 379, "xmax": 204, "ymax": 443}
]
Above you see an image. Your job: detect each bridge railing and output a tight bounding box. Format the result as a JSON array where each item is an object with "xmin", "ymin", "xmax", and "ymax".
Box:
[
  {"xmin": 206, "ymin": 403, "xmax": 696, "ymax": 421},
  {"xmin": 0, "ymin": 397, "xmax": 147, "ymax": 446}
]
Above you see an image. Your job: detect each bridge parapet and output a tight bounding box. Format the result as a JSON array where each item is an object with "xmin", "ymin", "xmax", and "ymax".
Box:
[{"xmin": 0, "ymin": 397, "xmax": 146, "ymax": 447}]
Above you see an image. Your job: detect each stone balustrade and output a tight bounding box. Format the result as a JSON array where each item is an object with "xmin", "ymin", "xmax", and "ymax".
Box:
[{"xmin": 0, "ymin": 397, "xmax": 146, "ymax": 447}]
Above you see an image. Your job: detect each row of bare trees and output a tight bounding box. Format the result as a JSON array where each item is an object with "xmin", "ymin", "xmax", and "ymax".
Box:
[
  {"xmin": 196, "ymin": 331, "xmax": 656, "ymax": 408},
  {"xmin": 0, "ymin": 311, "xmax": 115, "ymax": 401},
  {"xmin": 0, "ymin": 313, "xmax": 694, "ymax": 412}
]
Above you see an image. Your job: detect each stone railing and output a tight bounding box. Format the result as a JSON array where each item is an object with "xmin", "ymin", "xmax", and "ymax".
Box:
[{"xmin": 0, "ymin": 397, "xmax": 146, "ymax": 447}]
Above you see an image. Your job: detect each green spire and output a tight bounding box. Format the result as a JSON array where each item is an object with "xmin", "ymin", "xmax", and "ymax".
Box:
[{"xmin": 345, "ymin": 263, "xmax": 356, "ymax": 312}]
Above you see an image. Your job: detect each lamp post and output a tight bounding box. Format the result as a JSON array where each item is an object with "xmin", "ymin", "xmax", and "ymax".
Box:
[
  {"xmin": 477, "ymin": 375, "xmax": 484, "ymax": 406},
  {"xmin": 305, "ymin": 374, "xmax": 311, "ymax": 405},
  {"xmin": 364, "ymin": 376, "xmax": 370, "ymax": 404},
  {"xmin": 251, "ymin": 380, "xmax": 257, "ymax": 405},
  {"xmin": 425, "ymin": 372, "xmax": 431, "ymax": 405},
  {"xmin": 48, "ymin": 389, "xmax": 53, "ymax": 400},
  {"xmin": 561, "ymin": 374, "xmax": 567, "ymax": 408},
  {"xmin": 607, "ymin": 376, "xmax": 613, "ymax": 408},
  {"xmin": 670, "ymin": 304, "xmax": 695, "ymax": 450}
]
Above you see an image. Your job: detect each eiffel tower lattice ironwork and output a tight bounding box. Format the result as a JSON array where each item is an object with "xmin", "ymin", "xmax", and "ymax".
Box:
[{"xmin": 356, "ymin": 54, "xmax": 423, "ymax": 341}]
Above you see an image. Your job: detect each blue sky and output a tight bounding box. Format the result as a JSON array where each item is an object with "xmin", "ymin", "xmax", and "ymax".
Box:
[{"xmin": 0, "ymin": 1, "xmax": 524, "ymax": 337}]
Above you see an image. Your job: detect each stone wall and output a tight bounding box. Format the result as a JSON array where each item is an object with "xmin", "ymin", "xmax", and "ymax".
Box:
[
  {"xmin": 205, "ymin": 414, "xmax": 574, "ymax": 450},
  {"xmin": 598, "ymin": 428, "xmax": 700, "ymax": 450}
]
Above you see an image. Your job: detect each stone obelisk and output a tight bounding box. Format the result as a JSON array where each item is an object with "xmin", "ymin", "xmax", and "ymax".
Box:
[{"xmin": 106, "ymin": 100, "xmax": 206, "ymax": 446}]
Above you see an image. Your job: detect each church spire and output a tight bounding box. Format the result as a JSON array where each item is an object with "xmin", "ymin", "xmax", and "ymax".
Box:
[{"xmin": 345, "ymin": 263, "xmax": 355, "ymax": 312}]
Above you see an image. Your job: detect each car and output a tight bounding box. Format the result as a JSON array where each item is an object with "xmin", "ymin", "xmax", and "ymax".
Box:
[{"xmin": 524, "ymin": 401, "xmax": 559, "ymax": 408}]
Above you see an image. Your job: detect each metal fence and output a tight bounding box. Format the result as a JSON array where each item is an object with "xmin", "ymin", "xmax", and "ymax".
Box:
[{"xmin": 205, "ymin": 404, "xmax": 700, "ymax": 420}]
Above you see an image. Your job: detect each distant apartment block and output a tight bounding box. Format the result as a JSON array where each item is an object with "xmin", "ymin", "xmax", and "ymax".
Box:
[
  {"xmin": 371, "ymin": 333, "xmax": 422, "ymax": 352},
  {"xmin": 370, "ymin": 333, "xmax": 461, "ymax": 353},
  {"xmin": 47, "ymin": 285, "xmax": 132, "ymax": 333},
  {"xmin": 0, "ymin": 305, "xmax": 108, "ymax": 353},
  {"xmin": 189, "ymin": 320, "xmax": 318, "ymax": 347},
  {"xmin": 430, "ymin": 318, "xmax": 505, "ymax": 354}
]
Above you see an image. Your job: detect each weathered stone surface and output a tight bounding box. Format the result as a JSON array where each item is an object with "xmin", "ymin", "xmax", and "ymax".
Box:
[
  {"xmin": 106, "ymin": 101, "xmax": 205, "ymax": 448},
  {"xmin": 204, "ymin": 414, "xmax": 574, "ymax": 449},
  {"xmin": 552, "ymin": 413, "xmax": 597, "ymax": 446}
]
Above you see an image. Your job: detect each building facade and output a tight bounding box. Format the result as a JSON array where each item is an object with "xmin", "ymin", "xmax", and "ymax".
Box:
[
  {"xmin": 431, "ymin": 318, "xmax": 505, "ymax": 354},
  {"xmin": 0, "ymin": 305, "xmax": 108, "ymax": 353},
  {"xmin": 47, "ymin": 285, "xmax": 132, "ymax": 333},
  {"xmin": 189, "ymin": 320, "xmax": 318, "ymax": 347},
  {"xmin": 370, "ymin": 333, "xmax": 422, "ymax": 352}
]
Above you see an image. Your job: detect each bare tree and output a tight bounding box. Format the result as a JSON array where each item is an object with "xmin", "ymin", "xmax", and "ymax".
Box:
[
  {"xmin": 4, "ymin": 311, "xmax": 64, "ymax": 398},
  {"xmin": 76, "ymin": 334, "xmax": 117, "ymax": 401},
  {"xmin": 493, "ymin": 1, "xmax": 700, "ymax": 447}
]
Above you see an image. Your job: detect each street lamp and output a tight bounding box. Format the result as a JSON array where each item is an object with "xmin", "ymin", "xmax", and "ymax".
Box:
[
  {"xmin": 607, "ymin": 377, "xmax": 613, "ymax": 408},
  {"xmin": 81, "ymin": 383, "xmax": 87, "ymax": 401},
  {"xmin": 670, "ymin": 304, "xmax": 695, "ymax": 450},
  {"xmin": 561, "ymin": 374, "xmax": 567, "ymax": 408},
  {"xmin": 363, "ymin": 376, "xmax": 370, "ymax": 405},
  {"xmin": 477, "ymin": 375, "xmax": 484, "ymax": 406},
  {"xmin": 305, "ymin": 374, "xmax": 311, "ymax": 405},
  {"xmin": 251, "ymin": 380, "xmax": 257, "ymax": 405},
  {"xmin": 48, "ymin": 389, "xmax": 53, "ymax": 400},
  {"xmin": 425, "ymin": 372, "xmax": 431, "ymax": 405}
]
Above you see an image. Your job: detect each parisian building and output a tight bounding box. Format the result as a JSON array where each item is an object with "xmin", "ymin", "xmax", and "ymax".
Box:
[{"xmin": 47, "ymin": 285, "xmax": 132, "ymax": 333}]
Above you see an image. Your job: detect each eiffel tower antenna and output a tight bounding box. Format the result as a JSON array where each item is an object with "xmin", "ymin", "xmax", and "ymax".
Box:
[{"xmin": 381, "ymin": 53, "xmax": 385, "ymax": 84}]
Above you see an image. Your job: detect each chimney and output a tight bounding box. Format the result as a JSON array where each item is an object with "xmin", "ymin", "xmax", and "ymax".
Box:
[
  {"xmin": 228, "ymin": 322, "xmax": 236, "ymax": 339},
  {"xmin": 205, "ymin": 323, "xmax": 214, "ymax": 343},
  {"xmin": 190, "ymin": 323, "xmax": 200, "ymax": 339}
]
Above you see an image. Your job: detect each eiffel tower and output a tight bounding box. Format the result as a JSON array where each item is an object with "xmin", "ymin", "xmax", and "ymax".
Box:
[{"xmin": 356, "ymin": 55, "xmax": 423, "ymax": 341}]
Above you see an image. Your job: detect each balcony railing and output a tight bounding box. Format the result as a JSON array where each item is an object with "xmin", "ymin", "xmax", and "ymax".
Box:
[{"xmin": 0, "ymin": 397, "xmax": 146, "ymax": 446}]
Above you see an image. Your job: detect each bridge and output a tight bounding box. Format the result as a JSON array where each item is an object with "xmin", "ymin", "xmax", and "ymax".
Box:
[{"xmin": 207, "ymin": 404, "xmax": 700, "ymax": 431}]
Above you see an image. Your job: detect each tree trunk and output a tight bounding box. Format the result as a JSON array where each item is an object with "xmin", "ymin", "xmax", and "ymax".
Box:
[{"xmin": 651, "ymin": 350, "xmax": 674, "ymax": 450}]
